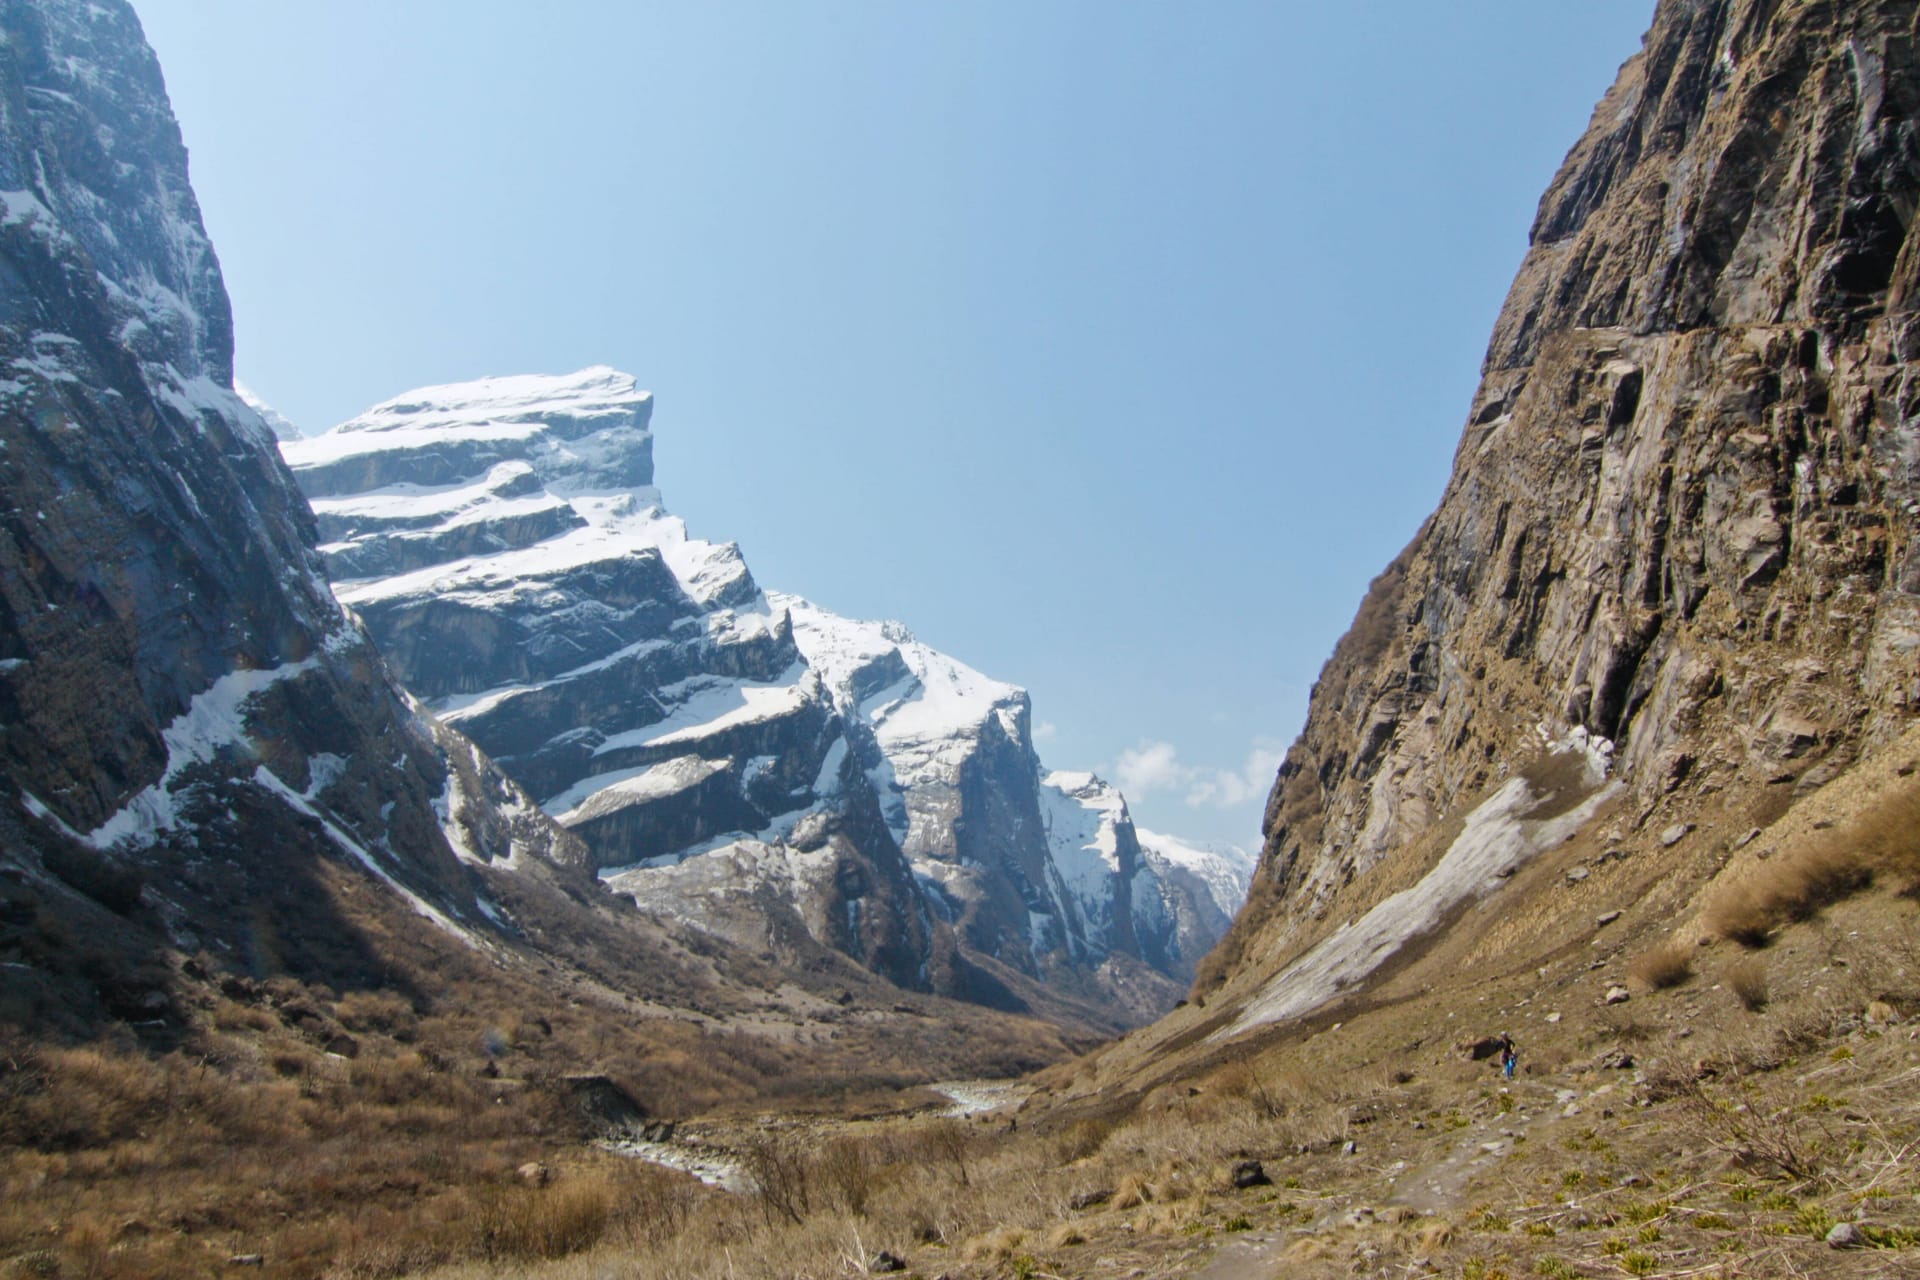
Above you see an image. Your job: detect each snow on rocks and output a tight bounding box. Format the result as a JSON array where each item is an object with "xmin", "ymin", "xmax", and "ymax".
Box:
[
  {"xmin": 283, "ymin": 368, "xmax": 1242, "ymax": 1013},
  {"xmin": 1223, "ymin": 756, "xmax": 1623, "ymax": 1038}
]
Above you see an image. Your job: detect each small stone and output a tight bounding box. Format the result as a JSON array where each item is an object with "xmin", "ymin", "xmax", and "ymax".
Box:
[
  {"xmin": 516, "ymin": 1162, "xmax": 550, "ymax": 1187},
  {"xmin": 1826, "ymin": 1222, "xmax": 1865, "ymax": 1249},
  {"xmin": 1230, "ymin": 1159, "xmax": 1270, "ymax": 1189},
  {"xmin": 227, "ymin": 1257, "xmax": 264, "ymax": 1268},
  {"xmin": 1565, "ymin": 866, "xmax": 1590, "ymax": 883},
  {"xmin": 1733, "ymin": 827, "xmax": 1762, "ymax": 849},
  {"xmin": 1659, "ymin": 823, "xmax": 1693, "ymax": 846},
  {"xmin": 1562, "ymin": 1103, "xmax": 1583, "ymax": 1117},
  {"xmin": 1619, "ymin": 1174, "xmax": 1647, "ymax": 1188},
  {"xmin": 1069, "ymin": 1188, "xmax": 1113, "ymax": 1210},
  {"xmin": 1343, "ymin": 1207, "xmax": 1377, "ymax": 1227},
  {"xmin": 1596, "ymin": 910, "xmax": 1622, "ymax": 927},
  {"xmin": 1545, "ymin": 1012, "xmax": 1562, "ymax": 1024},
  {"xmin": 1342, "ymin": 1140, "xmax": 1358, "ymax": 1156},
  {"xmin": 1605, "ymin": 986, "xmax": 1631, "ymax": 1005},
  {"xmin": 869, "ymin": 1251, "xmax": 908, "ymax": 1273}
]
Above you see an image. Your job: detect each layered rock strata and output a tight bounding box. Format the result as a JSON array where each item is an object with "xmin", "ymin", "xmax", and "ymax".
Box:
[{"xmin": 286, "ymin": 378, "xmax": 1249, "ymax": 1018}]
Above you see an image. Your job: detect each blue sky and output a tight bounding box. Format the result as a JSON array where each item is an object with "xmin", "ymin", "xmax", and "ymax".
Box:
[{"xmin": 133, "ymin": 1, "xmax": 1655, "ymax": 849}]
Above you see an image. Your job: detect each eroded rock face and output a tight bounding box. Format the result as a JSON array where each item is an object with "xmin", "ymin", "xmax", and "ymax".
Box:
[
  {"xmin": 1214, "ymin": 0, "xmax": 1920, "ymax": 987},
  {"xmin": 0, "ymin": 0, "xmax": 579, "ymax": 962}
]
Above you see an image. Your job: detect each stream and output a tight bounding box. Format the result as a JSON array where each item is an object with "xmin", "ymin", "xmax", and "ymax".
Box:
[{"xmin": 604, "ymin": 1078, "xmax": 1028, "ymax": 1189}]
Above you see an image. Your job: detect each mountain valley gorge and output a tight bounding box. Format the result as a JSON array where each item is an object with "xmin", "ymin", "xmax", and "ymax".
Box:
[{"xmin": 3, "ymin": 0, "xmax": 1919, "ymax": 1277}]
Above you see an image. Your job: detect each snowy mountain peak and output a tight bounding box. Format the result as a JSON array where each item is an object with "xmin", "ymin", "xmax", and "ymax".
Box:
[
  {"xmin": 282, "ymin": 366, "xmax": 655, "ymax": 500},
  {"xmin": 339, "ymin": 366, "xmax": 649, "ymax": 437},
  {"xmin": 283, "ymin": 372, "xmax": 1250, "ymax": 1023}
]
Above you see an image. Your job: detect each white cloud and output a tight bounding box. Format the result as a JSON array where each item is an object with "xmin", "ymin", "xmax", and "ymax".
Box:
[
  {"xmin": 1112, "ymin": 738, "xmax": 1288, "ymax": 810},
  {"xmin": 1185, "ymin": 741, "xmax": 1287, "ymax": 808},
  {"xmin": 1032, "ymin": 720, "xmax": 1058, "ymax": 742},
  {"xmin": 1114, "ymin": 740, "xmax": 1192, "ymax": 796}
]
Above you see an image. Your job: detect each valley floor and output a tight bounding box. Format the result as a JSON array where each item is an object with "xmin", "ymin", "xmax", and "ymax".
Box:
[{"xmin": 6, "ymin": 746, "xmax": 1920, "ymax": 1280}]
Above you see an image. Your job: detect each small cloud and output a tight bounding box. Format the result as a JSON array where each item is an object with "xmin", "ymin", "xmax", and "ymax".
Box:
[
  {"xmin": 1112, "ymin": 738, "xmax": 1287, "ymax": 810},
  {"xmin": 1114, "ymin": 740, "xmax": 1193, "ymax": 796},
  {"xmin": 1033, "ymin": 720, "xmax": 1058, "ymax": 742},
  {"xmin": 1185, "ymin": 741, "xmax": 1288, "ymax": 809}
]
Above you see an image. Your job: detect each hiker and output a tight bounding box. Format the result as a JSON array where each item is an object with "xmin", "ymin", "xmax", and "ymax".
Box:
[{"xmin": 1499, "ymin": 1033, "xmax": 1518, "ymax": 1080}]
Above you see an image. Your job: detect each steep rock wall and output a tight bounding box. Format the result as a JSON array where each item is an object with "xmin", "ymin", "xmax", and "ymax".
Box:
[{"xmin": 1210, "ymin": 0, "xmax": 1920, "ymax": 990}]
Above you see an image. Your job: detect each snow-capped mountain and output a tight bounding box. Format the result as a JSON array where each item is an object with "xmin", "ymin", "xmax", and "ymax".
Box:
[{"xmin": 282, "ymin": 369, "xmax": 1250, "ymax": 1020}]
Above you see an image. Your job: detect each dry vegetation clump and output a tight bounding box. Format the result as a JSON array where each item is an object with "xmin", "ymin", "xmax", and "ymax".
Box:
[
  {"xmin": 1707, "ymin": 776, "xmax": 1920, "ymax": 946},
  {"xmin": 1725, "ymin": 955, "xmax": 1769, "ymax": 1011},
  {"xmin": 1629, "ymin": 936, "xmax": 1695, "ymax": 990}
]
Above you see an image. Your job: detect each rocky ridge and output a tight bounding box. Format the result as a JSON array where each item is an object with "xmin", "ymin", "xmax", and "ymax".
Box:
[
  {"xmin": 1201, "ymin": 0, "xmax": 1920, "ymax": 1025},
  {"xmin": 0, "ymin": 0, "xmax": 1095, "ymax": 1078},
  {"xmin": 0, "ymin": 0, "xmax": 615, "ymax": 1007},
  {"xmin": 283, "ymin": 375, "xmax": 1248, "ymax": 1021}
]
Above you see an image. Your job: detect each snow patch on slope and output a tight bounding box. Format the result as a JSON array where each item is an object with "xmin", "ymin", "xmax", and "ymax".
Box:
[
  {"xmin": 85, "ymin": 654, "xmax": 322, "ymax": 850},
  {"xmin": 1222, "ymin": 763, "xmax": 1621, "ymax": 1040}
]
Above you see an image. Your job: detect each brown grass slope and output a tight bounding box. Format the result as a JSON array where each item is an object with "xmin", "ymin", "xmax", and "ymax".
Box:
[{"xmin": 82, "ymin": 718, "xmax": 1901, "ymax": 1280}]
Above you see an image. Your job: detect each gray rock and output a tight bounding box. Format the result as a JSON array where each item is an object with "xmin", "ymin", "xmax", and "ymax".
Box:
[
  {"xmin": 1565, "ymin": 866, "xmax": 1590, "ymax": 883},
  {"xmin": 1230, "ymin": 1159, "xmax": 1270, "ymax": 1189},
  {"xmin": 1825, "ymin": 1222, "xmax": 1864, "ymax": 1249},
  {"xmin": 1659, "ymin": 824, "xmax": 1693, "ymax": 847},
  {"xmin": 1605, "ymin": 986, "xmax": 1631, "ymax": 1005},
  {"xmin": 1596, "ymin": 910, "xmax": 1622, "ymax": 927}
]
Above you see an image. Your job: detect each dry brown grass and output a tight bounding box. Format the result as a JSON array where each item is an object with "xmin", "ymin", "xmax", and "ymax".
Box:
[
  {"xmin": 1724, "ymin": 955, "xmax": 1769, "ymax": 1011},
  {"xmin": 1629, "ymin": 936, "xmax": 1695, "ymax": 990},
  {"xmin": 1707, "ymin": 775, "xmax": 1920, "ymax": 946}
]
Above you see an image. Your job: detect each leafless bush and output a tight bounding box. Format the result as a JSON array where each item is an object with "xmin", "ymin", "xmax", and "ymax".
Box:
[
  {"xmin": 923, "ymin": 1117, "xmax": 976, "ymax": 1187},
  {"xmin": 739, "ymin": 1131, "xmax": 812, "ymax": 1225},
  {"xmin": 1671, "ymin": 1077, "xmax": 1825, "ymax": 1181},
  {"xmin": 814, "ymin": 1135, "xmax": 879, "ymax": 1216},
  {"xmin": 1047, "ymin": 1115, "xmax": 1114, "ymax": 1165}
]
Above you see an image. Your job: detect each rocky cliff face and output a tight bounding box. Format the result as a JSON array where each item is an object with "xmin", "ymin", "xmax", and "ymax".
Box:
[
  {"xmin": 1208, "ymin": 0, "xmax": 1920, "ymax": 1004},
  {"xmin": 0, "ymin": 0, "xmax": 610, "ymax": 973},
  {"xmin": 284, "ymin": 377, "xmax": 1247, "ymax": 1020},
  {"xmin": 0, "ymin": 0, "xmax": 848, "ymax": 1046}
]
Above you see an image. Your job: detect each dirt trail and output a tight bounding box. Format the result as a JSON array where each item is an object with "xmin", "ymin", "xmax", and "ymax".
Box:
[{"xmin": 1191, "ymin": 1078, "xmax": 1567, "ymax": 1279}]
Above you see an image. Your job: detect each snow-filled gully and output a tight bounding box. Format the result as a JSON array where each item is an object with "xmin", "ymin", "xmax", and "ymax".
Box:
[{"xmin": 1222, "ymin": 750, "xmax": 1620, "ymax": 1040}]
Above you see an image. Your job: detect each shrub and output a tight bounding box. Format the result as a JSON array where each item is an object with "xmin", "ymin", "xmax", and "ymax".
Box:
[
  {"xmin": 468, "ymin": 1178, "xmax": 614, "ymax": 1262},
  {"xmin": 1630, "ymin": 938, "xmax": 1694, "ymax": 990},
  {"xmin": 1724, "ymin": 957, "xmax": 1769, "ymax": 1011},
  {"xmin": 1708, "ymin": 776, "xmax": 1920, "ymax": 945}
]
